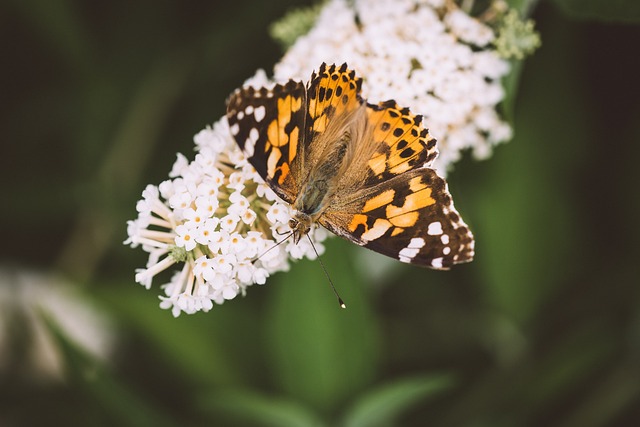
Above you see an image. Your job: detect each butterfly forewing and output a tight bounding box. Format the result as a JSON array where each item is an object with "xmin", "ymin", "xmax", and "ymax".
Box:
[{"xmin": 227, "ymin": 80, "xmax": 306, "ymax": 203}]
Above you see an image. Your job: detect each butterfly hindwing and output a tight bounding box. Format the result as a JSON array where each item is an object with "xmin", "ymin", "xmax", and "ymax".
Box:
[
  {"xmin": 320, "ymin": 168, "xmax": 474, "ymax": 269},
  {"xmin": 227, "ymin": 80, "xmax": 307, "ymax": 204}
]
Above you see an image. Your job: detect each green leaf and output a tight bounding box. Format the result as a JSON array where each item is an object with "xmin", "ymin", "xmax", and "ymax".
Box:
[
  {"xmin": 40, "ymin": 310, "xmax": 177, "ymax": 427},
  {"xmin": 556, "ymin": 347, "xmax": 640, "ymax": 427},
  {"xmin": 341, "ymin": 374, "xmax": 456, "ymax": 427},
  {"xmin": 97, "ymin": 284, "xmax": 248, "ymax": 387},
  {"xmin": 265, "ymin": 238, "xmax": 380, "ymax": 414},
  {"xmin": 552, "ymin": 0, "xmax": 640, "ymax": 22},
  {"xmin": 200, "ymin": 389, "xmax": 325, "ymax": 427},
  {"xmin": 522, "ymin": 321, "xmax": 616, "ymax": 412}
]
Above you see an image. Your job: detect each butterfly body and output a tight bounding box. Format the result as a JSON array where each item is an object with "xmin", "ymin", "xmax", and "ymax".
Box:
[{"xmin": 227, "ymin": 63, "xmax": 474, "ymax": 269}]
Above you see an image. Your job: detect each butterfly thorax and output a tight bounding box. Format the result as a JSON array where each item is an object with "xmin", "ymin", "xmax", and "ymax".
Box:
[{"xmin": 290, "ymin": 128, "xmax": 353, "ymax": 243}]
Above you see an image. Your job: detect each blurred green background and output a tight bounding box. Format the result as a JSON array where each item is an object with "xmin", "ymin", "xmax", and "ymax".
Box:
[{"xmin": 2, "ymin": 0, "xmax": 640, "ymax": 426}]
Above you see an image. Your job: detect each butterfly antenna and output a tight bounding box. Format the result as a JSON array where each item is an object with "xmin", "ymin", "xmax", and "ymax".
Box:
[
  {"xmin": 252, "ymin": 231, "xmax": 294, "ymax": 263},
  {"xmin": 307, "ymin": 234, "xmax": 346, "ymax": 309}
]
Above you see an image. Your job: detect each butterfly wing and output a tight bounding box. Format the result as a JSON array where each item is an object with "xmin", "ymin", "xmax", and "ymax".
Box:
[
  {"xmin": 319, "ymin": 100, "xmax": 473, "ymax": 269},
  {"xmin": 226, "ymin": 80, "xmax": 307, "ymax": 204},
  {"xmin": 320, "ymin": 167, "xmax": 474, "ymax": 269}
]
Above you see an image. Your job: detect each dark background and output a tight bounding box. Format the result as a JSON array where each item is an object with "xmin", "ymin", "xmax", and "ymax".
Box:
[{"xmin": 1, "ymin": 0, "xmax": 640, "ymax": 426}]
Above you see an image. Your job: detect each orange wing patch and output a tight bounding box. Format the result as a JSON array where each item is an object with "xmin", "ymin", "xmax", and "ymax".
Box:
[
  {"xmin": 265, "ymin": 93, "xmax": 305, "ymax": 184},
  {"xmin": 364, "ymin": 100, "xmax": 438, "ymax": 185},
  {"xmin": 344, "ymin": 172, "xmax": 436, "ymax": 242}
]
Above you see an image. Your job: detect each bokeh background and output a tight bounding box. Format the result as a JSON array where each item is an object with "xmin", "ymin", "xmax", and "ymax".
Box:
[{"xmin": 2, "ymin": 0, "xmax": 640, "ymax": 426}]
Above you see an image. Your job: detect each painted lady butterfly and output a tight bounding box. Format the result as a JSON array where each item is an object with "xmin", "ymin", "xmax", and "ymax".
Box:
[{"xmin": 227, "ymin": 63, "xmax": 474, "ymax": 270}]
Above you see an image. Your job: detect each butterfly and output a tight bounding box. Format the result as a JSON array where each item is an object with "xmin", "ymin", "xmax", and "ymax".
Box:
[{"xmin": 226, "ymin": 63, "xmax": 474, "ymax": 270}]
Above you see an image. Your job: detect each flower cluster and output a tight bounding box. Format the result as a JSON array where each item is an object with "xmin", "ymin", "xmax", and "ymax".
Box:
[
  {"xmin": 125, "ymin": 115, "xmax": 327, "ymax": 316},
  {"xmin": 274, "ymin": 0, "xmax": 513, "ymax": 170}
]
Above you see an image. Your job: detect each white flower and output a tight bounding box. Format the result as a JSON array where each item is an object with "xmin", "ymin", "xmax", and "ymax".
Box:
[
  {"xmin": 266, "ymin": 202, "xmax": 291, "ymax": 225},
  {"xmin": 227, "ymin": 191, "xmax": 250, "ymax": 216},
  {"xmin": 208, "ymin": 230, "xmax": 231, "ymax": 254},
  {"xmin": 219, "ymin": 213, "xmax": 241, "ymax": 232},
  {"xmin": 194, "ymin": 217, "xmax": 219, "ymax": 245},
  {"xmin": 175, "ymin": 223, "xmax": 198, "ymax": 251}
]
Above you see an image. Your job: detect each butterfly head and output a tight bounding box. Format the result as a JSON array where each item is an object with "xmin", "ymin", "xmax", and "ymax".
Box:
[{"xmin": 289, "ymin": 211, "xmax": 313, "ymax": 245}]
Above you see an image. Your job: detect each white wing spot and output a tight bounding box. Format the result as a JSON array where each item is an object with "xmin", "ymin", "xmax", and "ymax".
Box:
[
  {"xmin": 245, "ymin": 105, "xmax": 254, "ymax": 115},
  {"xmin": 441, "ymin": 234, "xmax": 449, "ymax": 245},
  {"xmin": 443, "ymin": 247, "xmax": 451, "ymax": 255},
  {"xmin": 398, "ymin": 238, "xmax": 425, "ymax": 263},
  {"xmin": 245, "ymin": 128, "xmax": 259, "ymax": 157},
  {"xmin": 431, "ymin": 257, "xmax": 444, "ymax": 268},
  {"xmin": 399, "ymin": 247, "xmax": 419, "ymax": 261},
  {"xmin": 254, "ymin": 105, "xmax": 266, "ymax": 121},
  {"xmin": 237, "ymin": 111, "xmax": 245, "ymax": 120},
  {"xmin": 427, "ymin": 221, "xmax": 443, "ymax": 235},
  {"xmin": 230, "ymin": 123, "xmax": 240, "ymax": 135},
  {"xmin": 249, "ymin": 127, "xmax": 259, "ymax": 142},
  {"xmin": 409, "ymin": 237, "xmax": 425, "ymax": 248}
]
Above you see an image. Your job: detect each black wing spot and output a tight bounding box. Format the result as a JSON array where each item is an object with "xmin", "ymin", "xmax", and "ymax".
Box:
[{"xmin": 400, "ymin": 148, "xmax": 415, "ymax": 158}]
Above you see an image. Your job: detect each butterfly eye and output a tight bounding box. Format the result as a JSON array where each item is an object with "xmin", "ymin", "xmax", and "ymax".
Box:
[{"xmin": 289, "ymin": 218, "xmax": 298, "ymax": 229}]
